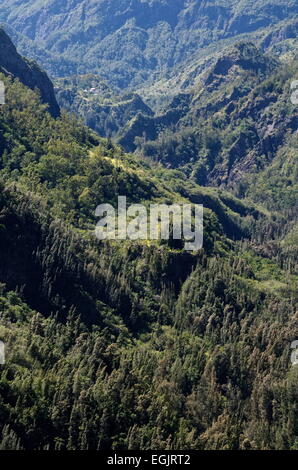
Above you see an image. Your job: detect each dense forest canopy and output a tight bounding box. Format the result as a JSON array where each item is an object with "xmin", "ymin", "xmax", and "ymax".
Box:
[
  {"xmin": 1, "ymin": 0, "xmax": 298, "ymax": 86},
  {"xmin": 0, "ymin": 1, "xmax": 297, "ymax": 452}
]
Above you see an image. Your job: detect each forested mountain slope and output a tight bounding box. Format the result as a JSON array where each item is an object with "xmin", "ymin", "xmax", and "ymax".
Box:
[
  {"xmin": 0, "ymin": 71, "xmax": 297, "ymax": 451},
  {"xmin": 0, "ymin": 31, "xmax": 298, "ymax": 450},
  {"xmin": 0, "ymin": 0, "xmax": 297, "ymax": 88},
  {"xmin": 0, "ymin": 14, "xmax": 297, "ymax": 452},
  {"xmin": 119, "ymin": 43, "xmax": 298, "ymax": 201},
  {"xmin": 54, "ymin": 74, "xmax": 154, "ymax": 139}
]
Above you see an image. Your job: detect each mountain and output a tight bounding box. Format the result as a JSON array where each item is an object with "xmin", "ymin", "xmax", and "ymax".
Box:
[
  {"xmin": 0, "ymin": 28, "xmax": 59, "ymax": 117},
  {"xmin": 0, "ymin": 67, "xmax": 297, "ymax": 450},
  {"xmin": 54, "ymin": 74, "xmax": 154, "ymax": 139},
  {"xmin": 0, "ymin": 0, "xmax": 297, "ymax": 89},
  {"xmin": 118, "ymin": 42, "xmax": 298, "ymax": 201},
  {"xmin": 118, "ymin": 41, "xmax": 280, "ymax": 155},
  {"xmin": 0, "ymin": 9, "xmax": 297, "ymax": 452}
]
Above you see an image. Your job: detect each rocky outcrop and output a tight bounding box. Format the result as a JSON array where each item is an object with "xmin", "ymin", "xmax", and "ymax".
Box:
[
  {"xmin": 261, "ymin": 19, "xmax": 298, "ymax": 50},
  {"xmin": 204, "ymin": 43, "xmax": 278, "ymax": 88},
  {"xmin": 0, "ymin": 28, "xmax": 60, "ymax": 117},
  {"xmin": 118, "ymin": 43, "xmax": 280, "ymax": 152}
]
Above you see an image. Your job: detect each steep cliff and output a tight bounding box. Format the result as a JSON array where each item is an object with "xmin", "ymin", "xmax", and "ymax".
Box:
[
  {"xmin": 119, "ymin": 42, "xmax": 298, "ymax": 197},
  {"xmin": 0, "ymin": 28, "xmax": 59, "ymax": 117}
]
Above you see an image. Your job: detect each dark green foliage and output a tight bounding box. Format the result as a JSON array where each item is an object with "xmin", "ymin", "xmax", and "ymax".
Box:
[
  {"xmin": 0, "ymin": 69, "xmax": 296, "ymax": 452},
  {"xmin": 54, "ymin": 74, "xmax": 154, "ymax": 140},
  {"xmin": 0, "ymin": 251, "xmax": 297, "ymax": 450},
  {"xmin": 0, "ymin": 24, "xmax": 297, "ymax": 452}
]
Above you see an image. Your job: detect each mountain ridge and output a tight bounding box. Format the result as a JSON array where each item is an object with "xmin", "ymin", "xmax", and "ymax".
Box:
[
  {"xmin": 0, "ymin": 6, "xmax": 297, "ymax": 452},
  {"xmin": 1, "ymin": 0, "xmax": 298, "ymax": 89},
  {"xmin": 0, "ymin": 27, "xmax": 59, "ymax": 117},
  {"xmin": 0, "ymin": 65, "xmax": 297, "ymax": 450}
]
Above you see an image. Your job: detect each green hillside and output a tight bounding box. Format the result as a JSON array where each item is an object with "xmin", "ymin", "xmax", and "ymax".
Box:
[
  {"xmin": 0, "ymin": 6, "xmax": 297, "ymax": 452},
  {"xmin": 0, "ymin": 44, "xmax": 297, "ymax": 451}
]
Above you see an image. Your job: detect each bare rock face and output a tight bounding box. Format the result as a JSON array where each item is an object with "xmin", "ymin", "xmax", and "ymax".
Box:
[{"xmin": 0, "ymin": 28, "xmax": 60, "ymax": 117}]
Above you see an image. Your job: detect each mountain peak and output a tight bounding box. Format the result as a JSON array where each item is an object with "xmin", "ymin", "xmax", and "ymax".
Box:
[{"xmin": 204, "ymin": 41, "xmax": 279, "ymax": 87}]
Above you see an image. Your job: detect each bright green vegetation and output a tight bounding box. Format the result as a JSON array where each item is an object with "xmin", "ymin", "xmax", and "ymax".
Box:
[
  {"xmin": 0, "ymin": 4, "xmax": 297, "ymax": 450},
  {"xmin": 0, "ymin": 73, "xmax": 265, "ymax": 241},
  {"xmin": 0, "ymin": 61, "xmax": 297, "ymax": 450}
]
